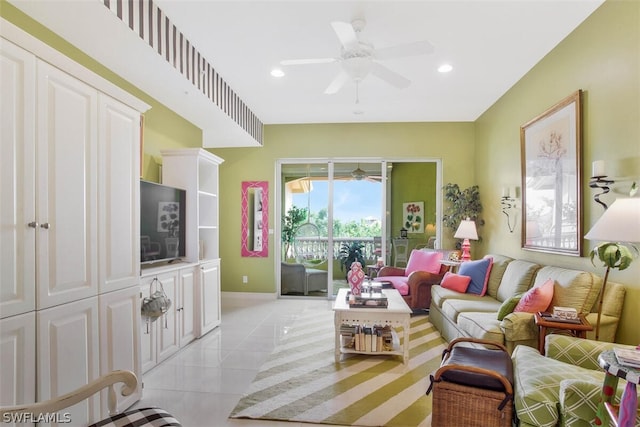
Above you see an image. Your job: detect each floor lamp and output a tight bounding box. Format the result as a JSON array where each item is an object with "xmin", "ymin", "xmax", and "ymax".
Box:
[
  {"xmin": 454, "ymin": 218, "xmax": 478, "ymax": 262},
  {"xmin": 584, "ymin": 198, "xmax": 640, "ymax": 340}
]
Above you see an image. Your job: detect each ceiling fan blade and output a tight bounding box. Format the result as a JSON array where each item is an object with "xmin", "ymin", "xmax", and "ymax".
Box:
[
  {"xmin": 331, "ymin": 21, "xmax": 359, "ymax": 50},
  {"xmin": 324, "ymin": 70, "xmax": 350, "ymax": 94},
  {"xmin": 280, "ymin": 58, "xmax": 337, "ymax": 66},
  {"xmin": 375, "ymin": 40, "xmax": 435, "ymax": 60},
  {"xmin": 371, "ymin": 62, "xmax": 410, "ymax": 89}
]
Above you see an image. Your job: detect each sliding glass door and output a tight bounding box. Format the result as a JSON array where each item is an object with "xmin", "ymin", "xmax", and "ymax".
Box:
[{"xmin": 278, "ymin": 159, "xmax": 440, "ymax": 299}]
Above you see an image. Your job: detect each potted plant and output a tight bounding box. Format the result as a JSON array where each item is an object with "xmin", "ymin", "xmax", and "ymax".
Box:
[
  {"xmin": 338, "ymin": 241, "xmax": 366, "ymax": 278},
  {"xmin": 281, "ymin": 206, "xmax": 307, "ymax": 261},
  {"xmin": 442, "ymin": 183, "xmax": 484, "ymax": 246}
]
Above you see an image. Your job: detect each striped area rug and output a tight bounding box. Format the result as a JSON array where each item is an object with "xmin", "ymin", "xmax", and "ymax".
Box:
[{"xmin": 229, "ymin": 309, "xmax": 447, "ymax": 426}]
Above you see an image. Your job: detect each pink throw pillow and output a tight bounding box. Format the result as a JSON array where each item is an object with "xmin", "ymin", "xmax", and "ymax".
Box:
[
  {"xmin": 514, "ymin": 278, "xmax": 555, "ymax": 313},
  {"xmin": 405, "ymin": 250, "xmax": 443, "ymax": 276},
  {"xmin": 440, "ymin": 272, "xmax": 472, "ymax": 293}
]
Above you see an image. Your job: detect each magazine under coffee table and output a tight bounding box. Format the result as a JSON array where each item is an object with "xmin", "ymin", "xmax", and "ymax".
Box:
[{"xmin": 333, "ymin": 288, "xmax": 412, "ymax": 365}]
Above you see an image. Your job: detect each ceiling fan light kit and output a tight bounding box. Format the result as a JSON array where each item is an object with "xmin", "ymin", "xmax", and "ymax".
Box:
[{"xmin": 280, "ymin": 17, "xmax": 434, "ymax": 95}]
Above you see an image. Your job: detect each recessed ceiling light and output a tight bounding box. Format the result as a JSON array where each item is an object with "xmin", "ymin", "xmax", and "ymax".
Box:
[
  {"xmin": 270, "ymin": 68, "xmax": 285, "ymax": 78},
  {"xmin": 438, "ymin": 64, "xmax": 453, "ymax": 73}
]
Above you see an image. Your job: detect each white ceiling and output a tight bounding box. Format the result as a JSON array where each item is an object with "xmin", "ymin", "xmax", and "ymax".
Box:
[{"xmin": 9, "ymin": 0, "xmax": 605, "ymax": 147}]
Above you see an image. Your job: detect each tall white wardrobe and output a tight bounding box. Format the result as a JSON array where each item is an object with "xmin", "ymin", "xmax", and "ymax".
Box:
[{"xmin": 1, "ymin": 21, "xmax": 149, "ymax": 425}]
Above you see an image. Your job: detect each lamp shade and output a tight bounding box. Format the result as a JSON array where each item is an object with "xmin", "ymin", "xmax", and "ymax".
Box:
[
  {"xmin": 584, "ymin": 198, "xmax": 640, "ymax": 243},
  {"xmin": 454, "ymin": 219, "xmax": 478, "ymax": 240}
]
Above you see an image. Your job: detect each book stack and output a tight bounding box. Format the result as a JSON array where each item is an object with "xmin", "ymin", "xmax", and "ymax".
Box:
[
  {"xmin": 613, "ymin": 347, "xmax": 640, "ymax": 369},
  {"xmin": 339, "ymin": 324, "xmax": 394, "ymax": 352}
]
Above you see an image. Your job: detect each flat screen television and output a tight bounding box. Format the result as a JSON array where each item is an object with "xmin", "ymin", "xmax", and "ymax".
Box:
[{"xmin": 140, "ymin": 180, "xmax": 186, "ymax": 265}]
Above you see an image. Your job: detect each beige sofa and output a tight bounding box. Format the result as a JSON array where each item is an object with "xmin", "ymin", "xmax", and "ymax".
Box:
[{"xmin": 429, "ymin": 254, "xmax": 626, "ymax": 353}]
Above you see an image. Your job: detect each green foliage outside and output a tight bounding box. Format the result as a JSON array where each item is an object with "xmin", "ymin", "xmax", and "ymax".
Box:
[
  {"xmin": 281, "ymin": 205, "xmax": 381, "ymax": 258},
  {"xmin": 307, "ymin": 208, "xmax": 381, "ymax": 238}
]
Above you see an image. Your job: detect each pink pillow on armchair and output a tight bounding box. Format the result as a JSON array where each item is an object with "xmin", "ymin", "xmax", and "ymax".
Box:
[{"xmin": 405, "ymin": 250, "xmax": 443, "ymax": 275}]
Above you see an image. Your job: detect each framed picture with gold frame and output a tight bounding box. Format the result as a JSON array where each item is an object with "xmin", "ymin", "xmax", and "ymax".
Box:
[{"xmin": 520, "ymin": 90, "xmax": 583, "ymax": 256}]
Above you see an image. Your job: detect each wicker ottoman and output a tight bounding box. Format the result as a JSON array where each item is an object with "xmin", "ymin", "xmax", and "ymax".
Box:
[{"xmin": 427, "ymin": 338, "xmax": 514, "ymax": 427}]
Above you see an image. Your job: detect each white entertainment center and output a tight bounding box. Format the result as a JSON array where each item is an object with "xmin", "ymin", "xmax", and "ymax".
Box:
[{"xmin": 139, "ymin": 149, "xmax": 224, "ymax": 373}]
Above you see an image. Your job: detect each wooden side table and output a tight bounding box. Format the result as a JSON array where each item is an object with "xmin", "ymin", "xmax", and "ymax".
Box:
[
  {"xmin": 439, "ymin": 259, "xmax": 462, "ymax": 273},
  {"xmin": 533, "ymin": 313, "xmax": 593, "ymax": 354},
  {"xmin": 365, "ymin": 264, "xmax": 383, "ymax": 279},
  {"xmin": 595, "ymin": 349, "xmax": 640, "ymax": 427}
]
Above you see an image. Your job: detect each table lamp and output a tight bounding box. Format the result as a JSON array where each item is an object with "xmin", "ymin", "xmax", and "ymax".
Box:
[
  {"xmin": 584, "ymin": 198, "xmax": 640, "ymax": 340},
  {"xmin": 454, "ymin": 218, "xmax": 478, "ymax": 261}
]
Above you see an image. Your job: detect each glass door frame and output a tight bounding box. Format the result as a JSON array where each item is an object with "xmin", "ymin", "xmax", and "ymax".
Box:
[{"xmin": 275, "ymin": 157, "xmax": 442, "ymax": 299}]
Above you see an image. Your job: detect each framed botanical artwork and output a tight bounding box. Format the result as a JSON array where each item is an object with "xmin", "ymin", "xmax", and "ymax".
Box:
[
  {"xmin": 520, "ymin": 90, "xmax": 583, "ymax": 256},
  {"xmin": 402, "ymin": 201, "xmax": 424, "ymax": 233}
]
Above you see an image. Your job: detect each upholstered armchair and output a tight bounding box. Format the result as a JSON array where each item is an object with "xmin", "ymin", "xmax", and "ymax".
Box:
[{"xmin": 376, "ymin": 249, "xmax": 459, "ymax": 310}]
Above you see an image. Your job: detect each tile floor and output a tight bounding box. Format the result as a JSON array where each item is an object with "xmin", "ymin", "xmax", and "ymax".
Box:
[{"xmin": 134, "ymin": 295, "xmax": 336, "ymax": 427}]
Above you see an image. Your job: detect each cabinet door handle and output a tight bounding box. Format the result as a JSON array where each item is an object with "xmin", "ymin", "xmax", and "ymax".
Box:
[
  {"xmin": 40, "ymin": 222, "xmax": 51, "ymax": 229},
  {"xmin": 28, "ymin": 221, "xmax": 39, "ymax": 228}
]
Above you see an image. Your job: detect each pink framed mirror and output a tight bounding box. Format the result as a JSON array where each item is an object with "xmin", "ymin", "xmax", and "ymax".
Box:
[{"xmin": 241, "ymin": 181, "xmax": 268, "ymax": 257}]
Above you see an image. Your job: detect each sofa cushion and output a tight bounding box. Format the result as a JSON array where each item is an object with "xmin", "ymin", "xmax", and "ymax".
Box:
[
  {"xmin": 431, "ymin": 285, "xmax": 486, "ymax": 309},
  {"xmin": 380, "ymin": 277, "xmax": 409, "ymax": 296},
  {"xmin": 405, "ymin": 249, "xmax": 442, "ymax": 275},
  {"xmin": 441, "ymin": 297, "xmax": 502, "ymax": 322},
  {"xmin": 440, "ymin": 272, "xmax": 471, "ymax": 293},
  {"xmin": 514, "ymin": 278, "xmax": 554, "ymax": 313},
  {"xmin": 457, "ymin": 312, "xmax": 505, "ymax": 344},
  {"xmin": 459, "ymin": 257, "xmax": 493, "ymax": 296},
  {"xmin": 512, "ymin": 345, "xmax": 608, "ymax": 427},
  {"xmin": 485, "ymin": 254, "xmax": 513, "ymax": 299},
  {"xmin": 497, "ymin": 294, "xmax": 522, "ymax": 320},
  {"xmin": 534, "ymin": 266, "xmax": 602, "ymax": 315},
  {"xmin": 496, "ymin": 260, "xmax": 541, "ymax": 302}
]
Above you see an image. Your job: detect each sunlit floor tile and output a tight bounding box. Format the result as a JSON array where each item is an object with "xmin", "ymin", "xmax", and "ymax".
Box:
[{"xmin": 136, "ymin": 295, "xmax": 345, "ymax": 426}]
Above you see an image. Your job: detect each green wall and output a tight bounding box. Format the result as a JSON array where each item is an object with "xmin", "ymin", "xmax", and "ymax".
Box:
[
  {"xmin": 3, "ymin": 0, "xmax": 638, "ymax": 344},
  {"xmin": 390, "ymin": 162, "xmax": 438, "ymax": 252},
  {"xmin": 474, "ymin": 0, "xmax": 639, "ymax": 345},
  {"xmin": 214, "ymin": 122, "xmax": 475, "ymax": 293}
]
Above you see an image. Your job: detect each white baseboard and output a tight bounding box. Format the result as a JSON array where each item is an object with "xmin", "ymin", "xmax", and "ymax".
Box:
[{"xmin": 221, "ymin": 291, "xmax": 277, "ymax": 302}]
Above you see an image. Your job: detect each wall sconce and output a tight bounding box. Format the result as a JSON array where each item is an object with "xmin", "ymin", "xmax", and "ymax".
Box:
[
  {"xmin": 501, "ymin": 187, "xmax": 516, "ymax": 233},
  {"xmin": 589, "ymin": 160, "xmax": 614, "ymax": 210}
]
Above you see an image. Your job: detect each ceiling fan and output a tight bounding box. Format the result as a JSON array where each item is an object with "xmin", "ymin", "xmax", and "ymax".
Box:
[
  {"xmin": 280, "ymin": 18, "xmax": 434, "ymax": 95},
  {"xmin": 351, "ymin": 164, "xmax": 382, "ymax": 183}
]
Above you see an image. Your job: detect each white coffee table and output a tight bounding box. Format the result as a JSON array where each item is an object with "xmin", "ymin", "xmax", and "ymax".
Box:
[{"xmin": 333, "ymin": 288, "xmax": 412, "ymax": 365}]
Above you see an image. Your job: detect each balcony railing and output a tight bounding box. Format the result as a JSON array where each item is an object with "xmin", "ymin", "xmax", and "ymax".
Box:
[{"xmin": 292, "ymin": 236, "xmax": 383, "ymax": 263}]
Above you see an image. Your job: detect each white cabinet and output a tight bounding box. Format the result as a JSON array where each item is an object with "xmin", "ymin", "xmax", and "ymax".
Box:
[
  {"xmin": 140, "ymin": 265, "xmax": 197, "ymax": 372},
  {"xmin": 98, "ymin": 94, "xmax": 141, "ymax": 294},
  {"xmin": 161, "ymin": 149, "xmax": 223, "ymax": 338},
  {"xmin": 177, "ymin": 267, "xmax": 196, "ymax": 346},
  {"xmin": 199, "ymin": 260, "xmax": 221, "ymax": 336},
  {"xmin": 161, "ymin": 148, "xmax": 223, "ymax": 263},
  {"xmin": 37, "ymin": 297, "xmax": 100, "ymax": 425},
  {"xmin": 1, "ymin": 38, "xmax": 36, "ymax": 320},
  {"xmin": 99, "ymin": 287, "xmax": 142, "ymax": 413},
  {"xmin": 0, "ymin": 312, "xmax": 36, "ymax": 411},
  {"xmin": 36, "ymin": 60, "xmax": 99, "ymax": 310},
  {"xmin": 155, "ymin": 272, "xmax": 179, "ymax": 363},
  {"xmin": 1, "ymin": 38, "xmax": 146, "ymax": 421}
]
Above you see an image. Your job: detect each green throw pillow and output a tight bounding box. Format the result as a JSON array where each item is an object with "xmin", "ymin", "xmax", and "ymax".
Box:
[{"xmin": 497, "ymin": 294, "xmax": 522, "ymax": 320}]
